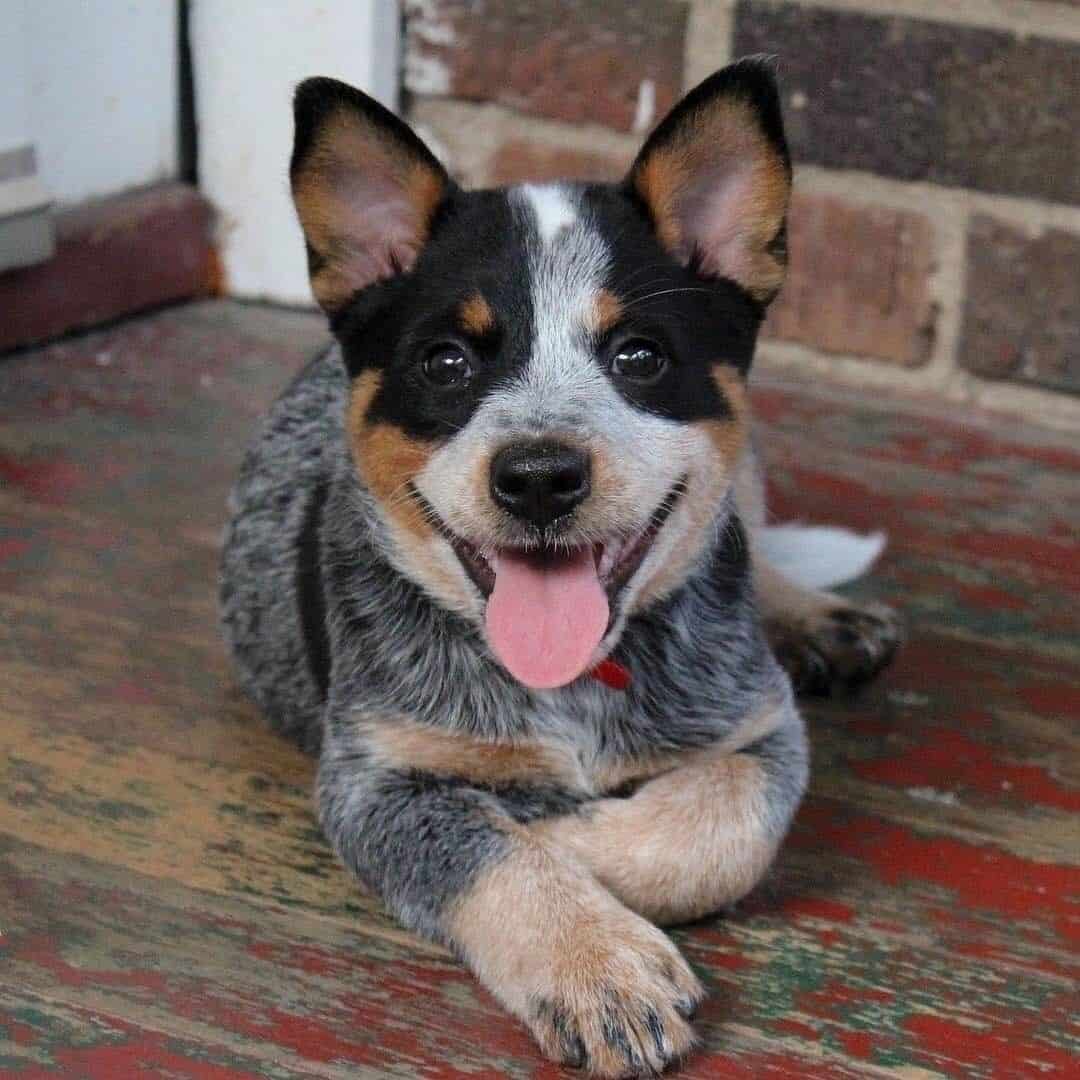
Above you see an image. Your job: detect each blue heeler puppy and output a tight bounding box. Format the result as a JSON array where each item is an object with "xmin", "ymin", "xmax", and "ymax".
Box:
[{"xmin": 220, "ymin": 57, "xmax": 900, "ymax": 1076}]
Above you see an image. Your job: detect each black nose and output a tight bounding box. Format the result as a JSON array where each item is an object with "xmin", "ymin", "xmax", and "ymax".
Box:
[{"xmin": 490, "ymin": 442, "xmax": 591, "ymax": 529}]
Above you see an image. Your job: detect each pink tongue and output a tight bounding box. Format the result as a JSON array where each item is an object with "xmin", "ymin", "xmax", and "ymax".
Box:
[{"xmin": 485, "ymin": 548, "xmax": 610, "ymax": 689}]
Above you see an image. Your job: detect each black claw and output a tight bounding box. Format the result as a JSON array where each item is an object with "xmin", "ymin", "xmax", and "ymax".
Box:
[
  {"xmin": 675, "ymin": 996, "xmax": 699, "ymax": 1020},
  {"xmin": 546, "ymin": 1003, "xmax": 586, "ymax": 1069},
  {"xmin": 601, "ymin": 1006, "xmax": 639, "ymax": 1071},
  {"xmin": 563, "ymin": 1035, "xmax": 587, "ymax": 1070},
  {"xmin": 533, "ymin": 998, "xmax": 587, "ymax": 1069},
  {"xmin": 643, "ymin": 1007, "xmax": 667, "ymax": 1057}
]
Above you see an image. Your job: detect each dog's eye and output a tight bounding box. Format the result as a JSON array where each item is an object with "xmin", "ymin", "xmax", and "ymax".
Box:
[
  {"xmin": 422, "ymin": 345, "xmax": 473, "ymax": 388},
  {"xmin": 611, "ymin": 340, "xmax": 667, "ymax": 382}
]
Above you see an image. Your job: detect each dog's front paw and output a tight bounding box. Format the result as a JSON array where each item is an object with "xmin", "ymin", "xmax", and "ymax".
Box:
[
  {"xmin": 526, "ymin": 914, "xmax": 703, "ymax": 1076},
  {"xmin": 769, "ymin": 600, "xmax": 902, "ymax": 695}
]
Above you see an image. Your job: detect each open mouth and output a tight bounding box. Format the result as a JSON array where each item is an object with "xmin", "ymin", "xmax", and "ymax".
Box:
[
  {"xmin": 446, "ymin": 477, "xmax": 687, "ymax": 604},
  {"xmin": 411, "ymin": 478, "xmax": 687, "ymax": 690}
]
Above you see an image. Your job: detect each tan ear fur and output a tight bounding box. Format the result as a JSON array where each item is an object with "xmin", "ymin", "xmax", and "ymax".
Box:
[
  {"xmin": 291, "ymin": 80, "xmax": 450, "ymax": 314},
  {"xmin": 630, "ymin": 61, "xmax": 791, "ymax": 303}
]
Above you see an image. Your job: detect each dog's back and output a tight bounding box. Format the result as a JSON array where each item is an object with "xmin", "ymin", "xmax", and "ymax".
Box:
[{"xmin": 220, "ymin": 347, "xmax": 347, "ymax": 751}]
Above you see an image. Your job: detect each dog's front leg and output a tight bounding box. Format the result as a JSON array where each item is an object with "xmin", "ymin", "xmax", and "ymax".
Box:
[
  {"xmin": 317, "ymin": 725, "xmax": 704, "ymax": 1076},
  {"xmin": 533, "ymin": 701, "xmax": 808, "ymax": 926}
]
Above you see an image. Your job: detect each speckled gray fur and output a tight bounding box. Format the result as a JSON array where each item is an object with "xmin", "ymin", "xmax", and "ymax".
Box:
[
  {"xmin": 220, "ymin": 345, "xmax": 343, "ymax": 753},
  {"xmin": 220, "ymin": 342, "xmax": 805, "ymax": 944},
  {"xmin": 218, "ymin": 62, "xmax": 823, "ymax": 1075}
]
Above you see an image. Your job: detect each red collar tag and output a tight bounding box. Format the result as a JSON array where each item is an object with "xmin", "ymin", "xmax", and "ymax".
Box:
[{"xmin": 589, "ymin": 658, "xmax": 632, "ymax": 691}]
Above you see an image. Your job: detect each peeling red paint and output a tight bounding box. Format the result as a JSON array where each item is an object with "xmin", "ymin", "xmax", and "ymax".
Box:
[
  {"xmin": 245, "ymin": 937, "xmax": 360, "ymax": 979},
  {"xmin": 905, "ymin": 1011, "xmax": 1077, "ymax": 1076},
  {"xmin": 17, "ymin": 1037, "xmax": 270, "ymax": 1080},
  {"xmin": 1, "ymin": 997, "xmax": 277, "ymax": 1080},
  {"xmin": 779, "ymin": 896, "xmax": 856, "ymax": 924},
  {"xmin": 951, "ymin": 581, "xmax": 1028, "ymax": 612},
  {"xmin": 688, "ymin": 1048, "xmax": 859, "ymax": 1079},
  {"xmin": 700, "ymin": 949, "xmax": 755, "ymax": 972},
  {"xmin": 950, "ymin": 529, "xmax": 1080, "ymax": 585},
  {"xmin": 1018, "ymin": 682, "xmax": 1080, "ymax": 719},
  {"xmin": 852, "ymin": 727, "xmax": 1080, "ymax": 813},
  {"xmin": 815, "ymin": 928, "xmax": 842, "ymax": 948},
  {"xmin": 2, "ymin": 1017, "xmax": 40, "ymax": 1046},
  {"xmin": 16, "ymin": 933, "xmax": 172, "ymax": 995},
  {"xmin": 774, "ymin": 1018, "xmax": 821, "ymax": 1042},
  {"xmin": 948, "ymin": 936, "xmax": 1079, "ymax": 981},
  {"xmin": 795, "ymin": 800, "xmax": 1080, "ymax": 944},
  {"xmin": 835, "ymin": 1029, "xmax": 877, "ymax": 1060},
  {"xmin": 0, "ymin": 538, "xmax": 31, "ymax": 561},
  {"xmin": 801, "ymin": 980, "xmax": 896, "ymax": 1011},
  {"xmin": 0, "ymin": 455, "xmax": 84, "ymax": 505},
  {"xmin": 107, "ymin": 680, "xmax": 159, "ymax": 707}
]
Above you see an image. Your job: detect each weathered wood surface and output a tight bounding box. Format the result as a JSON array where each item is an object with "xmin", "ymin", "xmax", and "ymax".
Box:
[{"xmin": 1, "ymin": 301, "xmax": 1077, "ymax": 1077}]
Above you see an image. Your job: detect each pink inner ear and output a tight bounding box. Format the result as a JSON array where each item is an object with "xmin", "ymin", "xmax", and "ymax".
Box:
[
  {"xmin": 332, "ymin": 166, "xmax": 429, "ymax": 293},
  {"xmin": 678, "ymin": 159, "xmax": 775, "ymax": 283},
  {"xmin": 339, "ymin": 198, "xmax": 424, "ymax": 291}
]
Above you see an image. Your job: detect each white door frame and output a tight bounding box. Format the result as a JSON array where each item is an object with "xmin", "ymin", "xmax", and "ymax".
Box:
[
  {"xmin": 191, "ymin": 1, "xmax": 401, "ymax": 305},
  {"xmin": 0, "ymin": 7, "xmax": 52, "ymax": 270}
]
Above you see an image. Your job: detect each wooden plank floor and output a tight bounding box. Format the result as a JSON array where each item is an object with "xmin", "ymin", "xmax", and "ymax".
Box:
[{"xmin": 1, "ymin": 300, "xmax": 1077, "ymax": 1078}]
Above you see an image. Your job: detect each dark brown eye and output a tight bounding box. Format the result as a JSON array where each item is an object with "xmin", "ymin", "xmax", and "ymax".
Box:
[
  {"xmin": 611, "ymin": 340, "xmax": 667, "ymax": 382},
  {"xmin": 422, "ymin": 345, "xmax": 472, "ymax": 387}
]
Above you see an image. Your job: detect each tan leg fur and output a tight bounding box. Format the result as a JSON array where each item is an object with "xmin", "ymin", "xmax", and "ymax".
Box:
[
  {"xmin": 531, "ymin": 699, "xmax": 795, "ymax": 926},
  {"xmin": 447, "ymin": 822, "xmax": 704, "ymax": 1075}
]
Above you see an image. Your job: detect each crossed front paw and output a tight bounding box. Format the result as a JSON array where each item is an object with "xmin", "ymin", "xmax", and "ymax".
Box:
[{"xmin": 525, "ymin": 912, "xmax": 704, "ymax": 1076}]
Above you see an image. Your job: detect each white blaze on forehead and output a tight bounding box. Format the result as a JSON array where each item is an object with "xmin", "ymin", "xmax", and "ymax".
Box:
[
  {"xmin": 516, "ymin": 182, "xmax": 579, "ymax": 243},
  {"xmin": 507, "ymin": 183, "xmax": 611, "ymax": 415}
]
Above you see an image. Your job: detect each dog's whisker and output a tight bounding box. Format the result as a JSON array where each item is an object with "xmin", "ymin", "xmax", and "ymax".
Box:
[{"xmin": 622, "ymin": 287, "xmax": 716, "ymax": 307}]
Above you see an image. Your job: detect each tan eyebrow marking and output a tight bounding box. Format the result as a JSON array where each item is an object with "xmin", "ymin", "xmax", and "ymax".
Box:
[
  {"xmin": 459, "ymin": 292, "xmax": 496, "ymax": 336},
  {"xmin": 588, "ymin": 288, "xmax": 625, "ymax": 334}
]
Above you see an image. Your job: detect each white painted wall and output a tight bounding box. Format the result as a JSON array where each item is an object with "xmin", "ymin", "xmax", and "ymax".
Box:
[
  {"xmin": 23, "ymin": 1, "xmax": 179, "ymax": 205},
  {"xmin": 192, "ymin": 1, "xmax": 401, "ymax": 304},
  {"xmin": 0, "ymin": 4, "xmax": 54, "ymax": 270},
  {"xmin": 0, "ymin": 6, "xmax": 33, "ymax": 156}
]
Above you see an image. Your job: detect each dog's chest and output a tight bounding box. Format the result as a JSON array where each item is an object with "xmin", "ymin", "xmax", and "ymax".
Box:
[{"xmin": 528, "ymin": 697, "xmax": 683, "ymax": 798}]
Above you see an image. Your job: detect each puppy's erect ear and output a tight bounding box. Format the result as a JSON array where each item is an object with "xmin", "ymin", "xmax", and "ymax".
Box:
[
  {"xmin": 628, "ymin": 57, "xmax": 791, "ymax": 303},
  {"xmin": 291, "ymin": 77, "xmax": 453, "ymax": 315}
]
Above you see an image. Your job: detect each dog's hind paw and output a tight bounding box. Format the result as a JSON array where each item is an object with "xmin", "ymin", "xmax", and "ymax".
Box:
[{"xmin": 769, "ymin": 599, "xmax": 903, "ymax": 696}]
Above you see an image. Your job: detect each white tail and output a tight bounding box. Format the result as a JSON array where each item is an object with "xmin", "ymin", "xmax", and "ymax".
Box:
[{"xmin": 757, "ymin": 526, "xmax": 886, "ymax": 590}]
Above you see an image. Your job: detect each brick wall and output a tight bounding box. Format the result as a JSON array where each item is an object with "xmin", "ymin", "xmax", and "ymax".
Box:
[{"xmin": 402, "ymin": 0, "xmax": 1080, "ymax": 427}]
